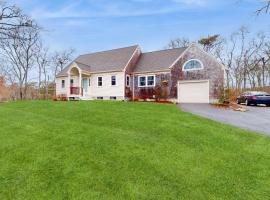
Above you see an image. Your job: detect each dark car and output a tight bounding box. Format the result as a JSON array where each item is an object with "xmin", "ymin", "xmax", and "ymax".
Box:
[{"xmin": 237, "ymin": 91, "xmax": 270, "ymax": 106}]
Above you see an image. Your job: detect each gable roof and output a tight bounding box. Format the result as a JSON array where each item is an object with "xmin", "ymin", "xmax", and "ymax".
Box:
[
  {"xmin": 56, "ymin": 45, "xmax": 139, "ymax": 77},
  {"xmin": 133, "ymin": 47, "xmax": 187, "ymax": 73}
]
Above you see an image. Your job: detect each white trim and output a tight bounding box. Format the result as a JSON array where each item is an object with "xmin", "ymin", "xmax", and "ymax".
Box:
[
  {"xmin": 138, "ymin": 75, "xmax": 156, "ymax": 87},
  {"xmin": 68, "ymin": 62, "xmax": 82, "ymax": 75},
  {"xmin": 133, "ymin": 70, "xmax": 170, "ymax": 75},
  {"xmin": 182, "ymin": 59, "xmax": 204, "ymax": 71}
]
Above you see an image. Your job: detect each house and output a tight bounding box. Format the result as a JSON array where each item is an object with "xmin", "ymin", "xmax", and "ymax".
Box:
[{"xmin": 56, "ymin": 44, "xmax": 225, "ymax": 103}]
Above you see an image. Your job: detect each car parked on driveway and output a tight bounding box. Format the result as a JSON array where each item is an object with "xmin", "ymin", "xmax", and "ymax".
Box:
[{"xmin": 237, "ymin": 91, "xmax": 270, "ymax": 106}]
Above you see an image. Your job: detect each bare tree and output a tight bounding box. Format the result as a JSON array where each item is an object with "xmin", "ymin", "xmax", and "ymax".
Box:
[
  {"xmin": 35, "ymin": 40, "xmax": 50, "ymax": 99},
  {"xmin": 0, "ymin": 18, "xmax": 40, "ymax": 99},
  {"xmin": 0, "ymin": 1, "xmax": 33, "ymax": 39},
  {"xmin": 257, "ymin": 0, "xmax": 270, "ymax": 14},
  {"xmin": 51, "ymin": 48, "xmax": 75, "ymax": 79},
  {"xmin": 165, "ymin": 37, "xmax": 191, "ymax": 49}
]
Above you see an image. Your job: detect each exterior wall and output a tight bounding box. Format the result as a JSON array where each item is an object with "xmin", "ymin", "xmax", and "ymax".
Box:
[
  {"xmin": 132, "ymin": 45, "xmax": 224, "ymax": 102},
  {"xmin": 56, "ymin": 77, "xmax": 68, "ymax": 96},
  {"xmin": 88, "ymin": 71, "xmax": 125, "ymax": 100},
  {"xmin": 56, "ymin": 76, "xmax": 80, "ymax": 96},
  {"xmin": 170, "ymin": 45, "xmax": 224, "ymax": 101},
  {"xmin": 132, "ymin": 71, "xmax": 171, "ymax": 99}
]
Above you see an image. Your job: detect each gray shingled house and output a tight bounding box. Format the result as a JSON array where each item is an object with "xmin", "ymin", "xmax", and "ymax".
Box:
[{"xmin": 56, "ymin": 44, "xmax": 225, "ymax": 103}]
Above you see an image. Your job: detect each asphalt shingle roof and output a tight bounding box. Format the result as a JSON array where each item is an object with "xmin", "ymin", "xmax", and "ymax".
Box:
[
  {"xmin": 56, "ymin": 45, "xmax": 188, "ymax": 77},
  {"xmin": 56, "ymin": 45, "xmax": 139, "ymax": 77},
  {"xmin": 133, "ymin": 47, "xmax": 187, "ymax": 73}
]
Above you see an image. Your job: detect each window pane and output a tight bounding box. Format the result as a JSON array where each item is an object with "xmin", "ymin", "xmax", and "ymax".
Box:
[
  {"xmin": 139, "ymin": 76, "xmax": 146, "ymax": 86},
  {"xmin": 89, "ymin": 78, "xmax": 91, "ymax": 86},
  {"xmin": 98, "ymin": 77, "xmax": 102, "ymax": 86},
  {"xmin": 111, "ymin": 76, "xmax": 116, "ymax": 86},
  {"xmin": 70, "ymin": 79, "xmax": 74, "ymax": 87},
  {"xmin": 147, "ymin": 76, "xmax": 154, "ymax": 86},
  {"xmin": 62, "ymin": 80, "xmax": 65, "ymax": 88},
  {"xmin": 184, "ymin": 60, "xmax": 202, "ymax": 70},
  {"xmin": 126, "ymin": 76, "xmax": 130, "ymax": 86}
]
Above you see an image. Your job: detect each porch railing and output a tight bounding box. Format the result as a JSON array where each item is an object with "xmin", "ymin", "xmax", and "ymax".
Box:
[{"xmin": 70, "ymin": 87, "xmax": 81, "ymax": 95}]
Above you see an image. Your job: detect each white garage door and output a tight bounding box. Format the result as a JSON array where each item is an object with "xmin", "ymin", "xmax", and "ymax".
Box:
[{"xmin": 178, "ymin": 80, "xmax": 210, "ymax": 103}]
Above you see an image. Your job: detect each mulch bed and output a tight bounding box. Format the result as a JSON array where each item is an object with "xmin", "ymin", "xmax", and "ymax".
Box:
[{"xmin": 212, "ymin": 103, "xmax": 249, "ymax": 112}]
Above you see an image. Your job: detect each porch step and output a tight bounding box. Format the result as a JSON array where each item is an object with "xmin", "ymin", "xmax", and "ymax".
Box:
[{"xmin": 79, "ymin": 96, "xmax": 92, "ymax": 101}]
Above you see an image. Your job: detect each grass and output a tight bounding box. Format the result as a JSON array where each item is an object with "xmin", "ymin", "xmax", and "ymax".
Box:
[{"xmin": 0, "ymin": 101, "xmax": 269, "ymax": 200}]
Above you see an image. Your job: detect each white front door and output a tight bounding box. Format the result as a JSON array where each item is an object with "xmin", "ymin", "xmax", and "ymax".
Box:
[{"xmin": 82, "ymin": 78, "xmax": 88, "ymax": 96}]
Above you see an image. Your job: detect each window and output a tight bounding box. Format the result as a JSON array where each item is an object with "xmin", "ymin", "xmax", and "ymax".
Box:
[
  {"xmin": 70, "ymin": 79, "xmax": 74, "ymax": 87},
  {"xmin": 111, "ymin": 75, "xmax": 116, "ymax": 86},
  {"xmin": 110, "ymin": 96, "xmax": 117, "ymax": 100},
  {"xmin": 126, "ymin": 75, "xmax": 130, "ymax": 87},
  {"xmin": 97, "ymin": 97, "xmax": 103, "ymax": 100},
  {"xmin": 138, "ymin": 75, "xmax": 155, "ymax": 87},
  {"xmin": 139, "ymin": 76, "xmax": 146, "ymax": 87},
  {"xmin": 61, "ymin": 80, "xmax": 65, "ymax": 88},
  {"xmin": 147, "ymin": 76, "xmax": 155, "ymax": 86},
  {"xmin": 98, "ymin": 77, "xmax": 102, "ymax": 86},
  {"xmin": 89, "ymin": 78, "xmax": 91, "ymax": 86},
  {"xmin": 183, "ymin": 59, "xmax": 204, "ymax": 71}
]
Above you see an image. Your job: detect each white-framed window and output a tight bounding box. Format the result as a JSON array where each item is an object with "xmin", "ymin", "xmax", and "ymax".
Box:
[
  {"xmin": 70, "ymin": 79, "xmax": 74, "ymax": 87},
  {"xmin": 110, "ymin": 96, "xmax": 117, "ymax": 100},
  {"xmin": 97, "ymin": 97, "xmax": 103, "ymax": 100},
  {"xmin": 147, "ymin": 75, "xmax": 155, "ymax": 86},
  {"xmin": 98, "ymin": 77, "xmax": 103, "ymax": 87},
  {"xmin": 61, "ymin": 80, "xmax": 65, "ymax": 88},
  {"xmin": 138, "ymin": 75, "xmax": 156, "ymax": 87},
  {"xmin": 126, "ymin": 75, "xmax": 130, "ymax": 87},
  {"xmin": 183, "ymin": 59, "xmax": 204, "ymax": 71},
  {"xmin": 111, "ymin": 75, "xmax": 116, "ymax": 86},
  {"xmin": 89, "ymin": 78, "xmax": 91, "ymax": 86}
]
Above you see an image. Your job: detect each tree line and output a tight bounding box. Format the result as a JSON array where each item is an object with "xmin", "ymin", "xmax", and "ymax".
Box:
[
  {"xmin": 0, "ymin": 1, "xmax": 75, "ymax": 100},
  {"xmin": 165, "ymin": 27, "xmax": 270, "ymax": 91}
]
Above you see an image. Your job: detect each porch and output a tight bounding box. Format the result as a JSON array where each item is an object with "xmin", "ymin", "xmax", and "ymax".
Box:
[{"xmin": 67, "ymin": 66, "xmax": 91, "ymax": 100}]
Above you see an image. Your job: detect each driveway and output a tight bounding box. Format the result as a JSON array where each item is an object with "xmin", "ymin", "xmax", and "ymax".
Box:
[{"xmin": 179, "ymin": 104, "xmax": 270, "ymax": 136}]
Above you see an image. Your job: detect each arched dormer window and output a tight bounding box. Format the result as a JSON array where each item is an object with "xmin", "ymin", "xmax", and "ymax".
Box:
[{"xmin": 183, "ymin": 59, "xmax": 204, "ymax": 71}]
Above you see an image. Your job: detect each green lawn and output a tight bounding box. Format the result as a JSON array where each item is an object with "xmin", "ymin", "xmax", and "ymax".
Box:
[{"xmin": 0, "ymin": 101, "xmax": 269, "ymax": 200}]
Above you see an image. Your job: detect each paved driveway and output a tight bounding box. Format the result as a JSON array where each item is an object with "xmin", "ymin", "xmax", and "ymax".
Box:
[{"xmin": 179, "ymin": 104, "xmax": 270, "ymax": 136}]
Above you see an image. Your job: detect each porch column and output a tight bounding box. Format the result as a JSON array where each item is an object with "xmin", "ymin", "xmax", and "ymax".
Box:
[
  {"xmin": 67, "ymin": 72, "xmax": 70, "ymax": 97},
  {"xmin": 79, "ymin": 72, "xmax": 82, "ymax": 96}
]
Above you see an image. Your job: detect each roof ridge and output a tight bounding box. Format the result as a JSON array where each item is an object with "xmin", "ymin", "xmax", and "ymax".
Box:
[
  {"xmin": 78, "ymin": 45, "xmax": 139, "ymax": 57},
  {"xmin": 142, "ymin": 47, "xmax": 188, "ymax": 54}
]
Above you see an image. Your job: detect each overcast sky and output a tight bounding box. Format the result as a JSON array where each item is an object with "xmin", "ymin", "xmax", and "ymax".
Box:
[{"xmin": 11, "ymin": 0, "xmax": 270, "ymax": 54}]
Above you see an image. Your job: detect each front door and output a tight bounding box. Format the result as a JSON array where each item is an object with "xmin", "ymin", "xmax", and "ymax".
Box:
[{"xmin": 82, "ymin": 78, "xmax": 88, "ymax": 96}]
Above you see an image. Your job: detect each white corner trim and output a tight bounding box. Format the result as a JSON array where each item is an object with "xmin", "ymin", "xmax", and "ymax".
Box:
[{"xmin": 182, "ymin": 59, "xmax": 204, "ymax": 72}]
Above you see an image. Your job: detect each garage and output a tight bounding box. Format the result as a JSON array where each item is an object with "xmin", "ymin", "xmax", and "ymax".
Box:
[{"xmin": 178, "ymin": 80, "xmax": 210, "ymax": 103}]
